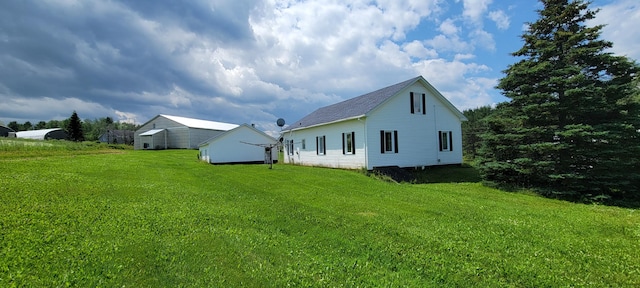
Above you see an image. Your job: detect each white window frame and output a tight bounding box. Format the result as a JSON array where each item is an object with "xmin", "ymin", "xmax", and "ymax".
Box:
[
  {"xmin": 316, "ymin": 136, "xmax": 326, "ymax": 155},
  {"xmin": 287, "ymin": 139, "xmax": 295, "ymax": 155},
  {"xmin": 439, "ymin": 131, "xmax": 453, "ymax": 152},
  {"xmin": 342, "ymin": 132, "xmax": 355, "ymax": 155},
  {"xmin": 380, "ymin": 130, "xmax": 398, "ymax": 154},
  {"xmin": 410, "ymin": 92, "xmax": 426, "ymax": 115}
]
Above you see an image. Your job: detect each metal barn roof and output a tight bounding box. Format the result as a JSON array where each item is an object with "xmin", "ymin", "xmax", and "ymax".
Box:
[
  {"xmin": 139, "ymin": 129, "xmax": 165, "ymax": 136},
  {"xmin": 160, "ymin": 114, "xmax": 239, "ymax": 131},
  {"xmin": 282, "ymin": 76, "xmax": 466, "ymax": 132},
  {"xmin": 15, "ymin": 128, "xmax": 66, "ymax": 140}
]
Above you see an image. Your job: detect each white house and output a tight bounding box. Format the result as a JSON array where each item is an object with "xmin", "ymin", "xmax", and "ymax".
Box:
[
  {"xmin": 134, "ymin": 114, "xmax": 238, "ymax": 150},
  {"xmin": 199, "ymin": 124, "xmax": 278, "ymax": 164},
  {"xmin": 281, "ymin": 76, "xmax": 467, "ymax": 170}
]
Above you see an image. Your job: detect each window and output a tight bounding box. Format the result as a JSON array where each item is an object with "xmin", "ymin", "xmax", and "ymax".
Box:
[
  {"xmin": 410, "ymin": 92, "xmax": 426, "ymax": 114},
  {"xmin": 342, "ymin": 132, "xmax": 355, "ymax": 154},
  {"xmin": 380, "ymin": 130, "xmax": 398, "ymax": 153},
  {"xmin": 301, "ymin": 139, "xmax": 306, "ymax": 150},
  {"xmin": 287, "ymin": 139, "xmax": 294, "ymax": 155},
  {"xmin": 316, "ymin": 135, "xmax": 326, "ymax": 155},
  {"xmin": 439, "ymin": 131, "xmax": 453, "ymax": 151}
]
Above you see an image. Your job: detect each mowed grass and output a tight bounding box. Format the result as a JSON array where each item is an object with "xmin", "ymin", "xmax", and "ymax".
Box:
[{"xmin": 1, "ymin": 142, "xmax": 639, "ymax": 287}]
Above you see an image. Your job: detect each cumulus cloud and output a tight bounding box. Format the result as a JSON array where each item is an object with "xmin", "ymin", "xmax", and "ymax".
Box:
[
  {"xmin": 488, "ymin": 10, "xmax": 510, "ymax": 30},
  {"xmin": 590, "ymin": 0, "xmax": 640, "ymax": 61},
  {"xmin": 0, "ymin": 0, "xmax": 549, "ymax": 130}
]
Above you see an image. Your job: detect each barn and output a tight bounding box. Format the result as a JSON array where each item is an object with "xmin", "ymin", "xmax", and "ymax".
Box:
[
  {"xmin": 15, "ymin": 128, "xmax": 68, "ymax": 140},
  {"xmin": 0, "ymin": 125, "xmax": 15, "ymax": 137},
  {"xmin": 134, "ymin": 114, "xmax": 238, "ymax": 150},
  {"xmin": 199, "ymin": 124, "xmax": 278, "ymax": 164},
  {"xmin": 99, "ymin": 130, "xmax": 134, "ymax": 145}
]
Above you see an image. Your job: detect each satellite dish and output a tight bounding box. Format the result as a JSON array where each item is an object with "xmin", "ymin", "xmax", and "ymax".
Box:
[{"xmin": 276, "ymin": 118, "xmax": 285, "ymax": 127}]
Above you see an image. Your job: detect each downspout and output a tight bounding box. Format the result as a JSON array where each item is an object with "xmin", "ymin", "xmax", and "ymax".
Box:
[
  {"xmin": 288, "ymin": 129, "xmax": 294, "ymax": 164},
  {"xmin": 433, "ymin": 105, "xmax": 438, "ymax": 164},
  {"xmin": 357, "ymin": 117, "xmax": 368, "ymax": 170}
]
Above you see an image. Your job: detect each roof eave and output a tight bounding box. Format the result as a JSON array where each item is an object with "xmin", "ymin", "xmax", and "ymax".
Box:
[{"xmin": 283, "ymin": 115, "xmax": 366, "ymax": 132}]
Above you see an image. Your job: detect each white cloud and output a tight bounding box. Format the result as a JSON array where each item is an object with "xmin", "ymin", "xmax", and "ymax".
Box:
[
  {"xmin": 590, "ymin": 0, "xmax": 640, "ymax": 61},
  {"xmin": 439, "ymin": 18, "xmax": 460, "ymax": 35},
  {"xmin": 424, "ymin": 34, "xmax": 473, "ymax": 53},
  {"xmin": 488, "ymin": 10, "xmax": 510, "ymax": 30},
  {"xmin": 462, "ymin": 0, "xmax": 492, "ymax": 25},
  {"xmin": 412, "ymin": 58, "xmax": 494, "ymax": 110},
  {"xmin": 402, "ymin": 40, "xmax": 438, "ymax": 59},
  {"xmin": 470, "ymin": 29, "xmax": 496, "ymax": 51},
  {"xmin": 114, "ymin": 110, "xmax": 138, "ymax": 124},
  {"xmin": 0, "ymin": 0, "xmax": 520, "ymax": 128}
]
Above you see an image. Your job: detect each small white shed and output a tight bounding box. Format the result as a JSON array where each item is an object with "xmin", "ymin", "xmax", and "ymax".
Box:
[{"xmin": 199, "ymin": 124, "xmax": 278, "ymax": 164}]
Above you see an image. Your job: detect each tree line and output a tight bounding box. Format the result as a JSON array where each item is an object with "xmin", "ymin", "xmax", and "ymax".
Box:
[
  {"xmin": 462, "ymin": 0, "xmax": 639, "ymax": 204},
  {"xmin": 4, "ymin": 111, "xmax": 140, "ymax": 144}
]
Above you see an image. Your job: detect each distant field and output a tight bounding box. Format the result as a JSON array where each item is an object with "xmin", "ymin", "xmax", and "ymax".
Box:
[{"xmin": 1, "ymin": 140, "xmax": 639, "ymax": 287}]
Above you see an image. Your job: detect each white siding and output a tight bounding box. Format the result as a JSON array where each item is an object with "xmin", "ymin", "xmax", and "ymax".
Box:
[
  {"xmin": 283, "ymin": 119, "xmax": 367, "ymax": 169},
  {"xmin": 365, "ymin": 82, "xmax": 463, "ymax": 169},
  {"xmin": 135, "ymin": 116, "xmax": 227, "ymax": 149},
  {"xmin": 199, "ymin": 125, "xmax": 277, "ymax": 164},
  {"xmin": 283, "ymin": 81, "xmax": 464, "ymax": 170}
]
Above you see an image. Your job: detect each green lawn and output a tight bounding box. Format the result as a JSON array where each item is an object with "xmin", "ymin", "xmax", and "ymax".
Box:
[{"xmin": 1, "ymin": 141, "xmax": 638, "ymax": 287}]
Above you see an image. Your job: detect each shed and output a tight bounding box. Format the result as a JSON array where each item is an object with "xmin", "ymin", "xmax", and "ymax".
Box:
[
  {"xmin": 134, "ymin": 114, "xmax": 239, "ymax": 150},
  {"xmin": 199, "ymin": 124, "xmax": 278, "ymax": 164},
  {"xmin": 15, "ymin": 128, "xmax": 68, "ymax": 140}
]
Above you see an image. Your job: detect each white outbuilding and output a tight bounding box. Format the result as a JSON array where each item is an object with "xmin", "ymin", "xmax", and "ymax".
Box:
[
  {"xmin": 134, "ymin": 114, "xmax": 238, "ymax": 150},
  {"xmin": 15, "ymin": 128, "xmax": 68, "ymax": 140},
  {"xmin": 199, "ymin": 124, "xmax": 278, "ymax": 164}
]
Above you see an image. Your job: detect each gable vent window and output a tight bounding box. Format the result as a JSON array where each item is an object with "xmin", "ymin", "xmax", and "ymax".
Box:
[
  {"xmin": 410, "ymin": 92, "xmax": 426, "ymax": 115},
  {"xmin": 380, "ymin": 130, "xmax": 398, "ymax": 154},
  {"xmin": 301, "ymin": 139, "xmax": 306, "ymax": 150},
  {"xmin": 439, "ymin": 131, "xmax": 453, "ymax": 152},
  {"xmin": 342, "ymin": 132, "xmax": 355, "ymax": 155},
  {"xmin": 316, "ymin": 135, "xmax": 326, "ymax": 155}
]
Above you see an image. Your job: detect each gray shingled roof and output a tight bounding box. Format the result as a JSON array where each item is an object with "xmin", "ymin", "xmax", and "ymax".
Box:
[{"xmin": 284, "ymin": 76, "xmax": 422, "ymax": 131}]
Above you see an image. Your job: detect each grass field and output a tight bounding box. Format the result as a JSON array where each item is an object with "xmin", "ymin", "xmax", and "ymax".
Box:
[{"xmin": 1, "ymin": 139, "xmax": 639, "ymax": 287}]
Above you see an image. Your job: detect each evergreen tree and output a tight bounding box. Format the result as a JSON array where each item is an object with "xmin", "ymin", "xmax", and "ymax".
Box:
[
  {"xmin": 66, "ymin": 111, "xmax": 85, "ymax": 142},
  {"xmin": 462, "ymin": 106, "xmax": 494, "ymax": 160},
  {"xmin": 479, "ymin": 0, "xmax": 640, "ymax": 200}
]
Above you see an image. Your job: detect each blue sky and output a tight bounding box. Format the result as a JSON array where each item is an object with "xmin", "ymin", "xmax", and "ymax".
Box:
[{"xmin": 1, "ymin": 0, "xmax": 638, "ymax": 135}]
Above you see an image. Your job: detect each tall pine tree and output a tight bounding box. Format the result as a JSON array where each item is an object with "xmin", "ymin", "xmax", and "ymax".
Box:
[
  {"xmin": 66, "ymin": 111, "xmax": 85, "ymax": 142},
  {"xmin": 479, "ymin": 0, "xmax": 640, "ymax": 200}
]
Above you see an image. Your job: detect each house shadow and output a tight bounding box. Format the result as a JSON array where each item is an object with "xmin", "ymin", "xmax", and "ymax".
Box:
[{"xmin": 371, "ymin": 164, "xmax": 481, "ymax": 184}]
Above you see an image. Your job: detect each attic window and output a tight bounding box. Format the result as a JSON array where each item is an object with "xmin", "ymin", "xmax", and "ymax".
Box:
[{"xmin": 410, "ymin": 92, "xmax": 426, "ymax": 114}]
